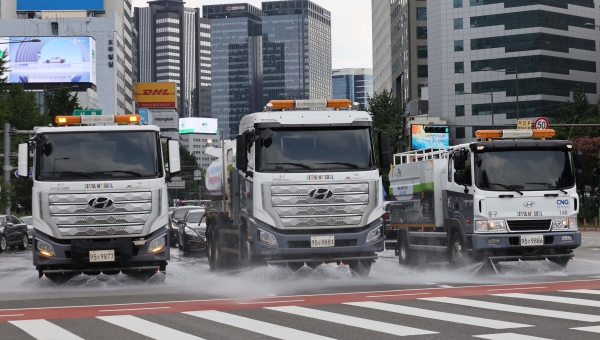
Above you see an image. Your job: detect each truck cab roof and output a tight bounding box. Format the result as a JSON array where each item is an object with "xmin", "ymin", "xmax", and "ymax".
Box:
[
  {"xmin": 34, "ymin": 124, "xmax": 161, "ymax": 134},
  {"xmin": 239, "ymin": 109, "xmax": 372, "ymax": 132}
]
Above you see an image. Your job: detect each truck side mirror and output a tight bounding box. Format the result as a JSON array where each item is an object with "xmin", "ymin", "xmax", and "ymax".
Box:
[
  {"xmin": 236, "ymin": 134, "xmax": 248, "ymax": 172},
  {"xmin": 453, "ymin": 151, "xmax": 465, "ymax": 171},
  {"xmin": 167, "ymin": 139, "xmax": 181, "ymax": 174},
  {"xmin": 18, "ymin": 143, "xmax": 29, "ymax": 178},
  {"xmin": 259, "ymin": 128, "xmax": 273, "ymax": 141},
  {"xmin": 378, "ymin": 131, "xmax": 391, "ymax": 168},
  {"xmin": 574, "ymin": 150, "xmax": 583, "ymax": 170}
]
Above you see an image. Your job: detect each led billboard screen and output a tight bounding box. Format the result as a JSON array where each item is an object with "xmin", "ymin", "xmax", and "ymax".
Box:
[
  {"xmin": 1, "ymin": 37, "xmax": 96, "ymax": 85},
  {"xmin": 179, "ymin": 118, "xmax": 219, "ymax": 135},
  {"xmin": 17, "ymin": 0, "xmax": 104, "ymax": 11},
  {"xmin": 411, "ymin": 125, "xmax": 450, "ymax": 150}
]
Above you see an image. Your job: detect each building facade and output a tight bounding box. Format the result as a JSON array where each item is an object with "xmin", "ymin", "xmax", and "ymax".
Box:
[
  {"xmin": 262, "ymin": 1, "xmax": 332, "ymax": 103},
  {"xmin": 134, "ymin": 0, "xmax": 210, "ymax": 118},
  {"xmin": 179, "ymin": 134, "xmax": 222, "ymax": 170},
  {"xmin": 428, "ymin": 0, "xmax": 600, "ymax": 143},
  {"xmin": 332, "ymin": 68, "xmax": 373, "ymax": 108},
  {"xmin": 203, "ymin": 3, "xmax": 264, "ymax": 139},
  {"xmin": 371, "ymin": 0, "xmax": 392, "ymax": 94}
]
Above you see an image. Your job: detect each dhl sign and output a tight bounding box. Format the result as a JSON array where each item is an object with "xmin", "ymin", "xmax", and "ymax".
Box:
[{"xmin": 133, "ymin": 82, "xmax": 177, "ymax": 108}]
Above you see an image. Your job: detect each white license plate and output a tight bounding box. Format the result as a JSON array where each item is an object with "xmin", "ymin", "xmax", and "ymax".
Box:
[
  {"xmin": 521, "ymin": 234, "xmax": 544, "ymax": 246},
  {"xmin": 89, "ymin": 250, "xmax": 115, "ymax": 262},
  {"xmin": 311, "ymin": 236, "xmax": 335, "ymax": 248}
]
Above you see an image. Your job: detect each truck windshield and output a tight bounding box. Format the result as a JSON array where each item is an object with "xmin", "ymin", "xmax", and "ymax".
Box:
[
  {"xmin": 474, "ymin": 150, "xmax": 574, "ymax": 192},
  {"xmin": 258, "ymin": 127, "xmax": 374, "ymax": 171},
  {"xmin": 37, "ymin": 131, "xmax": 161, "ymax": 181}
]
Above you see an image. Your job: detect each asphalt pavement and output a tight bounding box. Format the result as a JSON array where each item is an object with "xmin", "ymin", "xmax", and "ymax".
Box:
[{"xmin": 0, "ymin": 231, "xmax": 599, "ymax": 339}]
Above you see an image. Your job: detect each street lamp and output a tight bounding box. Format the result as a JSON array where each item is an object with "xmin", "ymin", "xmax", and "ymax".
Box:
[
  {"xmin": 460, "ymin": 90, "xmax": 495, "ymax": 126},
  {"xmin": 478, "ymin": 66, "xmax": 519, "ymax": 120},
  {"xmin": 44, "ymin": 85, "xmax": 79, "ymax": 125}
]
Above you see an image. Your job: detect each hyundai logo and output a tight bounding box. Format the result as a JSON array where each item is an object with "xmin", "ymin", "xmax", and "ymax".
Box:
[
  {"xmin": 88, "ymin": 197, "xmax": 114, "ymax": 209},
  {"xmin": 523, "ymin": 201, "xmax": 536, "ymax": 208},
  {"xmin": 308, "ymin": 188, "xmax": 334, "ymax": 200}
]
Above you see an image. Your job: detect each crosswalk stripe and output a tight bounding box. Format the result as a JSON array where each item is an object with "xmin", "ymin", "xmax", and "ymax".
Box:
[
  {"xmin": 266, "ymin": 305, "xmax": 437, "ymax": 337},
  {"xmin": 560, "ymin": 289, "xmax": 600, "ymax": 296},
  {"xmin": 473, "ymin": 332, "xmax": 554, "ymax": 340},
  {"xmin": 184, "ymin": 310, "xmax": 335, "ymax": 340},
  {"xmin": 345, "ymin": 301, "xmax": 532, "ymax": 329},
  {"xmin": 9, "ymin": 319, "xmax": 84, "ymax": 340},
  {"xmin": 572, "ymin": 325, "xmax": 600, "ymax": 334},
  {"xmin": 420, "ymin": 297, "xmax": 600, "ymax": 322},
  {"xmin": 97, "ymin": 315, "xmax": 205, "ymax": 340},
  {"xmin": 494, "ymin": 293, "xmax": 600, "ymax": 308}
]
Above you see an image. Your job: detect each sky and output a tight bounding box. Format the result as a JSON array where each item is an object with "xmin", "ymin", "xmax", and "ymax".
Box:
[{"xmin": 131, "ymin": 0, "xmax": 373, "ymax": 69}]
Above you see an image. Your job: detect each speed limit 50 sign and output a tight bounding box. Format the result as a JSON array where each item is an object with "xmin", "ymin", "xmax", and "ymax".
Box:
[{"xmin": 534, "ymin": 117, "xmax": 549, "ymax": 130}]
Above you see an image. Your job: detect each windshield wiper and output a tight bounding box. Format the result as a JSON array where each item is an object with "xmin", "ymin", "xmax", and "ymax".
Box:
[
  {"xmin": 314, "ymin": 162, "xmax": 360, "ymax": 169},
  {"xmin": 487, "ymin": 183, "xmax": 523, "ymax": 195},
  {"xmin": 45, "ymin": 171, "xmax": 94, "ymax": 179},
  {"xmin": 94, "ymin": 170, "xmax": 143, "ymax": 177},
  {"xmin": 526, "ymin": 182, "xmax": 568, "ymax": 194},
  {"xmin": 267, "ymin": 162, "xmax": 312, "ymax": 170}
]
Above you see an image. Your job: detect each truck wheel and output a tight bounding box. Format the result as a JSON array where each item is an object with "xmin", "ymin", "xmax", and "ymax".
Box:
[
  {"xmin": 449, "ymin": 232, "xmax": 468, "ymax": 266},
  {"xmin": 0, "ymin": 235, "xmax": 7, "ymax": 252},
  {"xmin": 550, "ymin": 258, "xmax": 570, "ymax": 268},
  {"xmin": 349, "ymin": 260, "xmax": 372, "ymax": 277},
  {"xmin": 18, "ymin": 234, "xmax": 28, "ymax": 250},
  {"xmin": 398, "ymin": 233, "xmax": 415, "ymax": 266}
]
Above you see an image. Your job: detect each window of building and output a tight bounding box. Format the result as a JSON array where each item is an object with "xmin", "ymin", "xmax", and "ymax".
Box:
[
  {"xmin": 455, "ymin": 62, "xmax": 464, "ymax": 73},
  {"xmin": 416, "ymin": 27, "xmax": 427, "ymax": 39},
  {"xmin": 454, "ymin": 18, "xmax": 463, "ymax": 30},
  {"xmin": 417, "ymin": 65, "xmax": 428, "ymax": 78},
  {"xmin": 417, "ymin": 46, "xmax": 428, "ymax": 58},
  {"xmin": 455, "ymin": 105, "xmax": 465, "ymax": 117},
  {"xmin": 418, "ymin": 84, "xmax": 425, "ymax": 97},
  {"xmin": 454, "ymin": 0, "xmax": 463, "ymax": 8},
  {"xmin": 455, "ymin": 83, "xmax": 464, "ymax": 95},
  {"xmin": 417, "ymin": 8, "xmax": 427, "ymax": 20},
  {"xmin": 454, "ymin": 40, "xmax": 464, "ymax": 52},
  {"xmin": 456, "ymin": 127, "xmax": 466, "ymax": 139}
]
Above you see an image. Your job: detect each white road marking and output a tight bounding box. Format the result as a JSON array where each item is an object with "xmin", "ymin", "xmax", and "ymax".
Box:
[
  {"xmin": 9, "ymin": 319, "xmax": 85, "ymax": 340},
  {"xmin": 366, "ymin": 293, "xmax": 431, "ymax": 298},
  {"xmin": 184, "ymin": 310, "xmax": 335, "ymax": 340},
  {"xmin": 346, "ymin": 301, "xmax": 531, "ymax": 329},
  {"xmin": 97, "ymin": 315, "xmax": 205, "ymax": 340},
  {"xmin": 266, "ymin": 305, "xmax": 437, "ymax": 336},
  {"xmin": 0, "ymin": 314, "xmax": 23, "ymax": 317},
  {"xmin": 473, "ymin": 333, "xmax": 554, "ymax": 340},
  {"xmin": 237, "ymin": 299, "xmax": 305, "ymax": 305},
  {"xmin": 559, "ymin": 289, "xmax": 600, "ymax": 295},
  {"xmin": 572, "ymin": 325, "xmax": 600, "ymax": 334},
  {"xmin": 99, "ymin": 307, "xmax": 171, "ymax": 312},
  {"xmin": 420, "ymin": 297, "xmax": 600, "ymax": 322},
  {"xmin": 487, "ymin": 287, "xmax": 547, "ymax": 292},
  {"xmin": 494, "ymin": 293, "xmax": 600, "ymax": 308},
  {"xmin": 437, "ymin": 285, "xmax": 453, "ymax": 288}
]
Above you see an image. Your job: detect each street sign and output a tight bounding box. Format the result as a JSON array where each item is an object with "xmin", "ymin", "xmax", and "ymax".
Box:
[
  {"xmin": 517, "ymin": 119, "xmax": 532, "ymax": 130},
  {"xmin": 534, "ymin": 117, "xmax": 549, "ymax": 130},
  {"xmin": 14, "ymin": 169, "xmax": 33, "ymax": 177},
  {"xmin": 74, "ymin": 109, "xmax": 102, "ymax": 116},
  {"xmin": 167, "ymin": 176, "xmax": 185, "ymax": 189},
  {"xmin": 194, "ymin": 170, "xmax": 202, "ymax": 180}
]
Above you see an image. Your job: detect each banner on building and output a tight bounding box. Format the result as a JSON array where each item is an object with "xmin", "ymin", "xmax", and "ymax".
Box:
[{"xmin": 133, "ymin": 82, "xmax": 177, "ymax": 108}]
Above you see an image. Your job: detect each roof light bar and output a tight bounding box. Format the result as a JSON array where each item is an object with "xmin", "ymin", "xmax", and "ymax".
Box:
[
  {"xmin": 475, "ymin": 129, "xmax": 555, "ymax": 139},
  {"xmin": 268, "ymin": 99, "xmax": 353, "ymax": 110},
  {"xmin": 55, "ymin": 114, "xmax": 141, "ymax": 125}
]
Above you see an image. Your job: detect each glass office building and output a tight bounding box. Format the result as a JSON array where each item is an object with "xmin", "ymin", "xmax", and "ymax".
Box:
[{"xmin": 332, "ymin": 68, "xmax": 373, "ymax": 108}]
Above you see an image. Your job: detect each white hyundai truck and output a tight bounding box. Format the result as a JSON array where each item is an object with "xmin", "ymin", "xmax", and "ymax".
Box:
[
  {"xmin": 17, "ymin": 114, "xmax": 181, "ymax": 280},
  {"xmin": 388, "ymin": 129, "xmax": 582, "ymax": 268},
  {"xmin": 203, "ymin": 99, "xmax": 390, "ymax": 276}
]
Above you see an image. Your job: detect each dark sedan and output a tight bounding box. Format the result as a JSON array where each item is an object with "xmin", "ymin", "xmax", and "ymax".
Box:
[
  {"xmin": 0, "ymin": 215, "xmax": 28, "ymax": 252},
  {"xmin": 170, "ymin": 206, "xmax": 204, "ymax": 246},
  {"xmin": 178, "ymin": 209, "xmax": 207, "ymax": 253}
]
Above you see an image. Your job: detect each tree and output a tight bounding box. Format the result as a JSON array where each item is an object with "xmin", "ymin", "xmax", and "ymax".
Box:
[
  {"xmin": 45, "ymin": 87, "xmax": 82, "ymax": 125},
  {"xmin": 554, "ymin": 84, "xmax": 600, "ymax": 140},
  {"xmin": 4, "ymin": 84, "xmax": 42, "ymax": 129}
]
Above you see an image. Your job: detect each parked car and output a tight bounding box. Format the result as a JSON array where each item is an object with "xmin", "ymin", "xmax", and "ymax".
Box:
[
  {"xmin": 178, "ymin": 209, "xmax": 207, "ymax": 253},
  {"xmin": 170, "ymin": 206, "xmax": 206, "ymax": 246},
  {"xmin": 46, "ymin": 57, "xmax": 65, "ymax": 63},
  {"xmin": 0, "ymin": 215, "xmax": 28, "ymax": 252},
  {"xmin": 20, "ymin": 216, "xmax": 33, "ymax": 243}
]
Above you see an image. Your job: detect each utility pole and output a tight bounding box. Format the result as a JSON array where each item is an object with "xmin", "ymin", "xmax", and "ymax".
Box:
[
  {"xmin": 514, "ymin": 65, "xmax": 519, "ymax": 121},
  {"xmin": 3, "ymin": 123, "xmax": 10, "ymax": 215}
]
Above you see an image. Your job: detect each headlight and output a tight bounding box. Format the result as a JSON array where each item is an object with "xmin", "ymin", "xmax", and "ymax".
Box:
[
  {"xmin": 475, "ymin": 220, "xmax": 507, "ymax": 233},
  {"xmin": 36, "ymin": 239, "xmax": 55, "ymax": 257},
  {"xmin": 148, "ymin": 235, "xmax": 166, "ymax": 253},
  {"xmin": 366, "ymin": 226, "xmax": 382, "ymax": 244},
  {"xmin": 185, "ymin": 227, "xmax": 199, "ymax": 237},
  {"xmin": 258, "ymin": 229, "xmax": 278, "ymax": 247},
  {"xmin": 553, "ymin": 218, "xmax": 577, "ymax": 231}
]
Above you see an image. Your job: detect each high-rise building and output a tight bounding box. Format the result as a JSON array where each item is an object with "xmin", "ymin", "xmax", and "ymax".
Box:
[
  {"xmin": 262, "ymin": 1, "xmax": 332, "ymax": 103},
  {"xmin": 371, "ymin": 0, "xmax": 392, "ymax": 94},
  {"xmin": 428, "ymin": 0, "xmax": 600, "ymax": 143},
  {"xmin": 134, "ymin": 0, "xmax": 210, "ymax": 118},
  {"xmin": 179, "ymin": 134, "xmax": 221, "ymax": 170},
  {"xmin": 332, "ymin": 68, "xmax": 373, "ymax": 108},
  {"xmin": 202, "ymin": 3, "xmax": 264, "ymax": 139},
  {"xmin": 390, "ymin": 0, "xmax": 428, "ymax": 104}
]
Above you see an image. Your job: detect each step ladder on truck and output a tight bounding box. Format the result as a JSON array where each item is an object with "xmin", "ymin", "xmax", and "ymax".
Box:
[{"xmin": 388, "ymin": 128, "xmax": 583, "ymax": 268}]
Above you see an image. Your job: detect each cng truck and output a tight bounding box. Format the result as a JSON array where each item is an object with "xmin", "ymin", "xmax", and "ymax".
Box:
[
  {"xmin": 16, "ymin": 114, "xmax": 181, "ymax": 279},
  {"xmin": 388, "ymin": 128, "xmax": 582, "ymax": 268},
  {"xmin": 202, "ymin": 99, "xmax": 390, "ymax": 276}
]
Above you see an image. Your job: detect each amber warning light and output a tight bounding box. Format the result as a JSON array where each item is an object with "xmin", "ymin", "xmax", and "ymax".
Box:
[
  {"xmin": 266, "ymin": 99, "xmax": 357, "ymax": 111},
  {"xmin": 475, "ymin": 129, "xmax": 555, "ymax": 139},
  {"xmin": 55, "ymin": 115, "xmax": 141, "ymax": 125}
]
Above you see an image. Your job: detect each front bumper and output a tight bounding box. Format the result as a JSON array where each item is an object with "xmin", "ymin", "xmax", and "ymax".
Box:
[
  {"xmin": 248, "ymin": 218, "xmax": 384, "ymax": 264},
  {"xmin": 33, "ymin": 227, "xmax": 169, "ymax": 275},
  {"xmin": 471, "ymin": 231, "xmax": 581, "ymax": 261},
  {"xmin": 183, "ymin": 232, "xmax": 207, "ymax": 250}
]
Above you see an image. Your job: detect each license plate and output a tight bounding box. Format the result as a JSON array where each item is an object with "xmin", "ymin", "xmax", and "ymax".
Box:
[
  {"xmin": 310, "ymin": 236, "xmax": 335, "ymax": 248},
  {"xmin": 89, "ymin": 250, "xmax": 115, "ymax": 262},
  {"xmin": 521, "ymin": 234, "xmax": 544, "ymax": 246}
]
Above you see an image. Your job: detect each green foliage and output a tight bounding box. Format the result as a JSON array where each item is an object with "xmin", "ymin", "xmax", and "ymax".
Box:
[
  {"xmin": 46, "ymin": 87, "xmax": 82, "ymax": 125},
  {"xmin": 554, "ymin": 84, "xmax": 600, "ymax": 139},
  {"xmin": 4, "ymin": 84, "xmax": 43, "ymax": 129}
]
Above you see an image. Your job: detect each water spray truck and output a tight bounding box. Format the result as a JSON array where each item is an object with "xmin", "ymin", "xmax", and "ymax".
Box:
[
  {"xmin": 388, "ymin": 128, "xmax": 583, "ymax": 268},
  {"xmin": 17, "ymin": 114, "xmax": 181, "ymax": 279},
  {"xmin": 202, "ymin": 99, "xmax": 390, "ymax": 276}
]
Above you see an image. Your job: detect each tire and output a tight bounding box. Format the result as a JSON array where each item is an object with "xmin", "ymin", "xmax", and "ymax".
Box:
[
  {"xmin": 0, "ymin": 235, "xmax": 6, "ymax": 252},
  {"xmin": 18, "ymin": 234, "xmax": 28, "ymax": 251},
  {"xmin": 449, "ymin": 231, "xmax": 469, "ymax": 266},
  {"xmin": 182, "ymin": 236, "xmax": 190, "ymax": 253},
  {"xmin": 398, "ymin": 232, "xmax": 415, "ymax": 266},
  {"xmin": 349, "ymin": 260, "xmax": 372, "ymax": 277},
  {"xmin": 550, "ymin": 258, "xmax": 570, "ymax": 268}
]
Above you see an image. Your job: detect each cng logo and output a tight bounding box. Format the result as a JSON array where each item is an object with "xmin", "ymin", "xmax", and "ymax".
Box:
[
  {"xmin": 557, "ymin": 199, "xmax": 569, "ymax": 205},
  {"xmin": 142, "ymin": 89, "xmax": 170, "ymax": 95}
]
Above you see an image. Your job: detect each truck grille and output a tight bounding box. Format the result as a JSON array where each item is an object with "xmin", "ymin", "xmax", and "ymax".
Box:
[
  {"xmin": 271, "ymin": 183, "xmax": 369, "ymax": 228},
  {"xmin": 507, "ymin": 219, "xmax": 552, "ymax": 232},
  {"xmin": 48, "ymin": 192, "xmax": 152, "ymax": 236}
]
